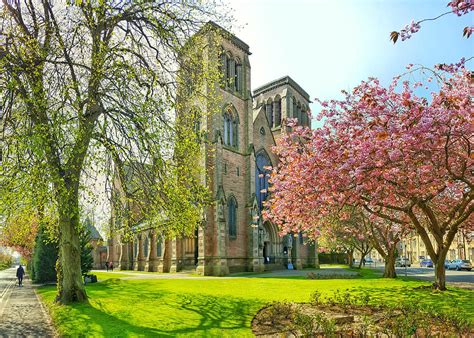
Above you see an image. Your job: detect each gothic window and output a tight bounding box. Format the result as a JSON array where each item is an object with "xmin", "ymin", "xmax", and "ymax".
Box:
[
  {"xmin": 134, "ymin": 239, "xmax": 138, "ymax": 259},
  {"xmin": 144, "ymin": 235, "xmax": 149, "ymax": 258},
  {"xmin": 229, "ymin": 114, "xmax": 233, "ymax": 145},
  {"xmin": 232, "ymin": 118, "xmax": 238, "ymax": 147},
  {"xmin": 228, "ymin": 196, "xmax": 237, "ymax": 238},
  {"xmin": 274, "ymin": 96, "xmax": 282, "ymax": 127},
  {"xmin": 235, "ymin": 59, "xmax": 242, "ymax": 93},
  {"xmin": 256, "ymin": 151, "xmax": 272, "ymax": 210},
  {"xmin": 302, "ymin": 106, "xmax": 310, "ymax": 127},
  {"xmin": 157, "ymin": 237, "xmax": 162, "ymax": 257},
  {"xmin": 265, "ymin": 99, "xmax": 273, "ymax": 128},
  {"xmin": 223, "ymin": 105, "xmax": 239, "ymax": 149},
  {"xmin": 292, "ymin": 98, "xmax": 297, "ymax": 122},
  {"xmin": 227, "ymin": 56, "xmax": 235, "ymax": 90},
  {"xmin": 220, "ymin": 52, "xmax": 227, "ymax": 88}
]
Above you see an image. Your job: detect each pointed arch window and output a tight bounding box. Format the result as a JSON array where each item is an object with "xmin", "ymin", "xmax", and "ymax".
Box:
[
  {"xmin": 227, "ymin": 57, "xmax": 235, "ymax": 90},
  {"xmin": 228, "ymin": 196, "xmax": 237, "ymax": 238},
  {"xmin": 223, "ymin": 105, "xmax": 239, "ymax": 149},
  {"xmin": 235, "ymin": 58, "xmax": 242, "ymax": 93},
  {"xmin": 265, "ymin": 99, "xmax": 273, "ymax": 128},
  {"xmin": 157, "ymin": 237, "xmax": 163, "ymax": 257},
  {"xmin": 220, "ymin": 52, "xmax": 227, "ymax": 88},
  {"xmin": 274, "ymin": 97, "xmax": 282, "ymax": 127},
  {"xmin": 256, "ymin": 151, "xmax": 272, "ymax": 210},
  {"xmin": 144, "ymin": 235, "xmax": 149, "ymax": 258},
  {"xmin": 134, "ymin": 239, "xmax": 138, "ymax": 259}
]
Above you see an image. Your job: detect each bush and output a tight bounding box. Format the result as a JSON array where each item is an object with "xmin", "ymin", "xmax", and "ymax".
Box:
[
  {"xmin": 31, "ymin": 223, "xmax": 95, "ymax": 283},
  {"xmin": 318, "ymin": 253, "xmax": 348, "ymax": 264},
  {"xmin": 32, "ymin": 226, "xmax": 58, "ymax": 283},
  {"xmin": 80, "ymin": 227, "xmax": 94, "ymax": 275}
]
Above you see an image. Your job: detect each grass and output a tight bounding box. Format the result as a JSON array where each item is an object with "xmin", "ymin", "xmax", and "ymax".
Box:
[
  {"xmin": 37, "ymin": 268, "xmax": 474, "ymax": 337},
  {"xmin": 92, "ymin": 271, "xmax": 132, "ymax": 281}
]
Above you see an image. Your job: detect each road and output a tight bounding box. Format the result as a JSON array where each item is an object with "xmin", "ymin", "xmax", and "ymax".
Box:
[
  {"xmin": 0, "ymin": 268, "xmax": 16, "ymax": 318},
  {"xmin": 0, "ymin": 267, "xmax": 54, "ymax": 337},
  {"xmin": 370, "ymin": 265, "xmax": 474, "ymax": 284}
]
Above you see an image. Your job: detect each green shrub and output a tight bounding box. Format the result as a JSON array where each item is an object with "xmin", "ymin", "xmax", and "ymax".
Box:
[
  {"xmin": 31, "ymin": 223, "xmax": 95, "ymax": 283},
  {"xmin": 32, "ymin": 226, "xmax": 58, "ymax": 283},
  {"xmin": 80, "ymin": 227, "xmax": 94, "ymax": 275}
]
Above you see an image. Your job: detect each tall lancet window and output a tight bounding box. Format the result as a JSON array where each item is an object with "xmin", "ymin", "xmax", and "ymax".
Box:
[
  {"xmin": 256, "ymin": 151, "xmax": 272, "ymax": 210},
  {"xmin": 228, "ymin": 196, "xmax": 237, "ymax": 238}
]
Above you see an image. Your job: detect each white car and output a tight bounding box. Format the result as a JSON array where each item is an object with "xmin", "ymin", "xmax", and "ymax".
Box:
[
  {"xmin": 395, "ymin": 257, "xmax": 411, "ymax": 267},
  {"xmin": 447, "ymin": 259, "xmax": 472, "ymax": 271}
]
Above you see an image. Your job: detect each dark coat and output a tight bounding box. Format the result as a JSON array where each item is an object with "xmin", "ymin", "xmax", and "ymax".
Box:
[{"xmin": 16, "ymin": 266, "xmax": 25, "ymax": 278}]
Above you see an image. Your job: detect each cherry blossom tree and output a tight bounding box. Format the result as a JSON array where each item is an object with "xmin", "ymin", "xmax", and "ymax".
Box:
[
  {"xmin": 390, "ymin": 0, "xmax": 473, "ymax": 43},
  {"xmin": 265, "ymin": 68, "xmax": 473, "ymax": 290}
]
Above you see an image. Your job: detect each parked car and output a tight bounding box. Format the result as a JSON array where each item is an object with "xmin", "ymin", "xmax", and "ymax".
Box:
[
  {"xmin": 420, "ymin": 259, "xmax": 433, "ymax": 268},
  {"xmin": 364, "ymin": 258, "xmax": 374, "ymax": 265},
  {"xmin": 395, "ymin": 257, "xmax": 411, "ymax": 267},
  {"xmin": 444, "ymin": 260, "xmax": 451, "ymax": 269},
  {"xmin": 447, "ymin": 259, "xmax": 472, "ymax": 271}
]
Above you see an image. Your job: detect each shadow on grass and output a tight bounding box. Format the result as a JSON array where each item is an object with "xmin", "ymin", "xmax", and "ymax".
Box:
[{"xmin": 39, "ymin": 278, "xmax": 262, "ymax": 336}]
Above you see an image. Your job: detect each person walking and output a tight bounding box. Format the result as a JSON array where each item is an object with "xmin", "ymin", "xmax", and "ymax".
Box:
[
  {"xmin": 16, "ymin": 265, "xmax": 25, "ymax": 287},
  {"xmin": 105, "ymin": 261, "xmax": 109, "ymax": 272}
]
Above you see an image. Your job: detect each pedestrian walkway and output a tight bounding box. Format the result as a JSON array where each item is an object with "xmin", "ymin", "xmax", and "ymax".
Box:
[{"xmin": 0, "ymin": 268, "xmax": 54, "ymax": 337}]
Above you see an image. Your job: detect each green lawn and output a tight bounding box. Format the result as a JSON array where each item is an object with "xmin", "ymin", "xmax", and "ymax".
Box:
[
  {"xmin": 37, "ymin": 269, "xmax": 473, "ymax": 337},
  {"xmin": 93, "ymin": 271, "xmax": 132, "ymax": 281}
]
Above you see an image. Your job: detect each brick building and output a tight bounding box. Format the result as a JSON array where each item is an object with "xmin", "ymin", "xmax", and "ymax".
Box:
[{"xmin": 107, "ymin": 22, "xmax": 319, "ymax": 275}]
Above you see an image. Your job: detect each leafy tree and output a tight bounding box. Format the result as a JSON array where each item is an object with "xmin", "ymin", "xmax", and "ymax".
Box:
[
  {"xmin": 318, "ymin": 209, "xmax": 372, "ymax": 269},
  {"xmin": 265, "ymin": 68, "xmax": 472, "ymax": 290},
  {"xmin": 0, "ymin": 1, "xmax": 227, "ymax": 303}
]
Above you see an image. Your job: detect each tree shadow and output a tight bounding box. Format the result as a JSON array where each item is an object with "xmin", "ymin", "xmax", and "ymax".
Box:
[{"xmin": 39, "ymin": 278, "xmax": 262, "ymax": 336}]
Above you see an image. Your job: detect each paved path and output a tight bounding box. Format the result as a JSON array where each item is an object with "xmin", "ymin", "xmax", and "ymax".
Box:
[{"xmin": 0, "ymin": 268, "xmax": 54, "ymax": 337}]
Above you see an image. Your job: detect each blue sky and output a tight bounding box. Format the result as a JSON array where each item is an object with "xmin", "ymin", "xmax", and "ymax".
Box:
[{"xmin": 228, "ymin": 0, "xmax": 473, "ymax": 126}]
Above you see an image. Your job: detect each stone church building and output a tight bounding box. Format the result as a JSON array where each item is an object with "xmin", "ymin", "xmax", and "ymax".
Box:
[{"xmin": 107, "ymin": 22, "xmax": 319, "ymax": 275}]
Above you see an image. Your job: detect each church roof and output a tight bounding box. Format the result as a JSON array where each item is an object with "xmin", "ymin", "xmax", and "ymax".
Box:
[
  {"xmin": 253, "ymin": 76, "xmax": 310, "ymax": 101},
  {"xmin": 85, "ymin": 218, "xmax": 102, "ymax": 241}
]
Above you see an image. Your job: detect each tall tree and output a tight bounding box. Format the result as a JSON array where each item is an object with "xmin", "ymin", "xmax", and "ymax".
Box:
[
  {"xmin": 264, "ymin": 68, "xmax": 473, "ymax": 290},
  {"xmin": 0, "ymin": 1, "xmax": 226, "ymax": 303}
]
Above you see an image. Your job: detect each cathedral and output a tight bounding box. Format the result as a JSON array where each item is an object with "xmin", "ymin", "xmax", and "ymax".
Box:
[{"xmin": 106, "ymin": 22, "xmax": 319, "ymax": 275}]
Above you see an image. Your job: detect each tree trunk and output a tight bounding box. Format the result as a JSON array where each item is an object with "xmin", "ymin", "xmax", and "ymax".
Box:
[
  {"xmin": 433, "ymin": 250, "xmax": 448, "ymax": 290},
  {"xmin": 348, "ymin": 249, "xmax": 354, "ymax": 268},
  {"xmin": 383, "ymin": 247, "xmax": 397, "ymax": 278},
  {"xmin": 358, "ymin": 254, "xmax": 365, "ymax": 269},
  {"xmin": 56, "ymin": 193, "xmax": 87, "ymax": 304}
]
